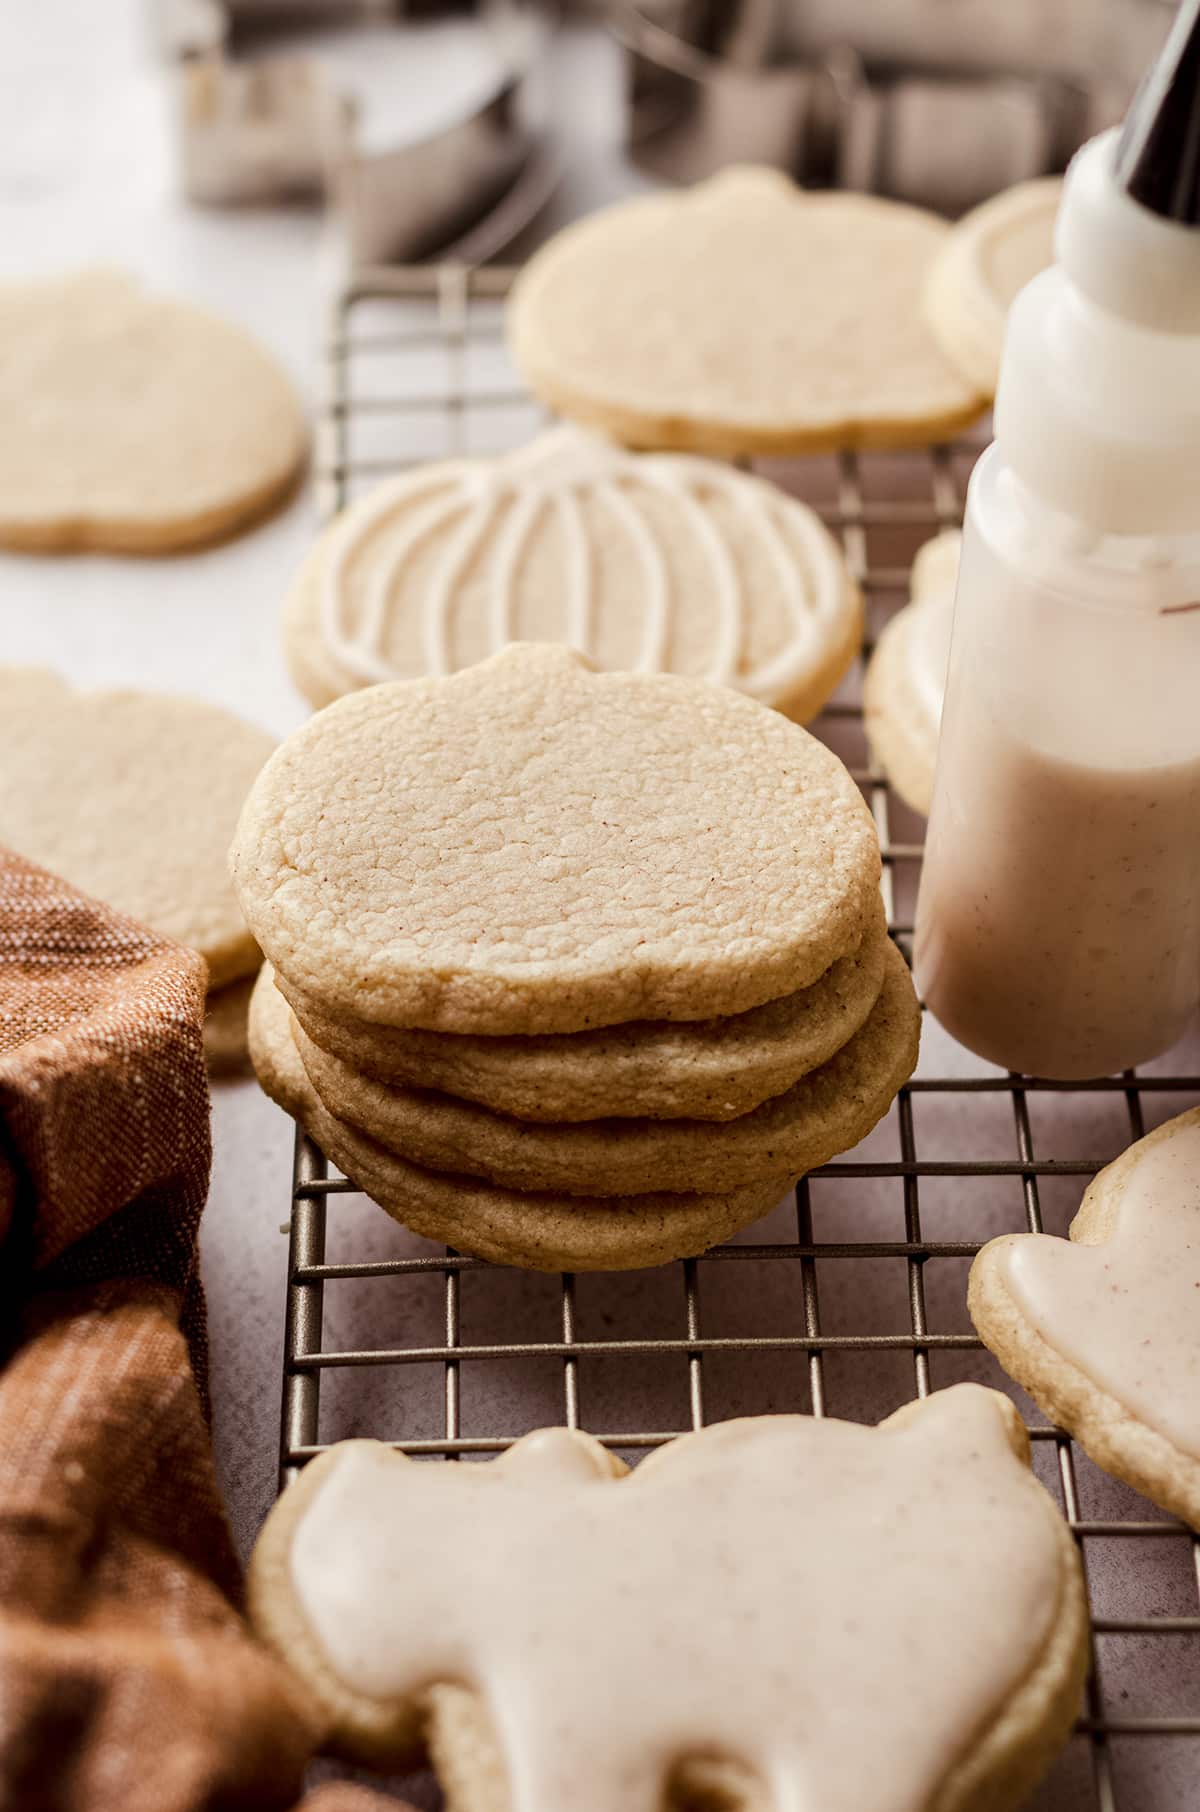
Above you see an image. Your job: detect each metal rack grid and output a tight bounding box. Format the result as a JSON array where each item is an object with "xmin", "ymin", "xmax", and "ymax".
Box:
[{"xmin": 282, "ymin": 265, "xmax": 1200, "ymax": 1811}]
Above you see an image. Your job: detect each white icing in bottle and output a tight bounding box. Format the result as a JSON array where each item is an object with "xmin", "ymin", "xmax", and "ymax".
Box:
[
  {"xmin": 916, "ymin": 90, "xmax": 1200, "ymax": 1079},
  {"xmin": 287, "ymin": 1388, "xmax": 1067, "ymax": 1812}
]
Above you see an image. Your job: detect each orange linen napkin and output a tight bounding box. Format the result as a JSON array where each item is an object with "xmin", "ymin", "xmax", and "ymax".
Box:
[{"xmin": 0, "ymin": 849, "xmax": 398, "ymax": 1812}]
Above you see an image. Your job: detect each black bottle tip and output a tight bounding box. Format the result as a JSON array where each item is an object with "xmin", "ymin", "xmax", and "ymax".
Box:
[{"xmin": 1114, "ymin": 0, "xmax": 1200, "ymax": 225}]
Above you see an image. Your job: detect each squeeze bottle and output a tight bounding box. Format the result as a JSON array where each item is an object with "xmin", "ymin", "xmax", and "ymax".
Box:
[{"xmin": 914, "ymin": 0, "xmax": 1200, "ymax": 1079}]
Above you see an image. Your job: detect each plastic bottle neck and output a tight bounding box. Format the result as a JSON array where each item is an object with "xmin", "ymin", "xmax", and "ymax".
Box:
[{"xmin": 993, "ymin": 129, "xmax": 1200, "ymax": 539}]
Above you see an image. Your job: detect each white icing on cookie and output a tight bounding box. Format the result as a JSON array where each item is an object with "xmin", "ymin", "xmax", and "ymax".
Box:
[
  {"xmin": 318, "ymin": 425, "xmax": 848, "ymax": 702},
  {"xmin": 289, "ymin": 1386, "xmax": 1064, "ymax": 1811},
  {"xmin": 997, "ymin": 1121, "xmax": 1200, "ymax": 1459}
]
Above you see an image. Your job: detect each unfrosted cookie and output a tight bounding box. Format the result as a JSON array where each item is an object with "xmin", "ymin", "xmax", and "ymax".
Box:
[
  {"xmin": 282, "ymin": 424, "xmax": 861, "ymax": 721},
  {"xmin": 508, "ymin": 168, "xmax": 986, "ymax": 456},
  {"xmin": 0, "ymin": 269, "xmax": 307, "ymax": 552},
  {"xmin": 0, "ymin": 667, "xmax": 274, "ymax": 989},
  {"xmin": 203, "ymin": 973, "xmax": 256, "ymax": 1078},
  {"xmin": 863, "ymin": 529, "xmax": 961, "ymax": 816},
  {"xmin": 248, "ymin": 1386, "xmax": 1086, "ymax": 1806},
  {"xmin": 231, "ymin": 644, "xmax": 881, "ymax": 1035},
  {"xmin": 970, "ymin": 1107, "xmax": 1200, "ymax": 1530},
  {"xmin": 924, "ymin": 178, "xmax": 1061, "ymax": 394},
  {"xmin": 248, "ymin": 967, "xmax": 790, "ymax": 1270},
  {"xmin": 278, "ymin": 903, "xmax": 889, "ymax": 1124},
  {"xmin": 284, "ymin": 940, "xmax": 918, "ymax": 1195}
]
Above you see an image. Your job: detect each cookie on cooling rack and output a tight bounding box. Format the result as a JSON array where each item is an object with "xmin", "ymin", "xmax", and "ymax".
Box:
[
  {"xmin": 248, "ymin": 1385, "xmax": 1087, "ymax": 1807},
  {"xmin": 275, "ymin": 902, "xmax": 890, "ymax": 1124},
  {"xmin": 282, "ymin": 423, "xmax": 861, "ymax": 720},
  {"xmin": 0, "ymin": 269, "xmax": 306, "ymax": 551},
  {"xmin": 507, "ymin": 168, "xmax": 986, "ymax": 456},
  {"xmin": 235, "ymin": 644, "xmax": 911, "ymax": 1267},
  {"xmin": 281, "ymin": 940, "xmax": 917, "ymax": 1196},
  {"xmin": 863, "ymin": 529, "xmax": 961, "ymax": 816},
  {"xmin": 970, "ymin": 1107, "xmax": 1200, "ymax": 1531},
  {"xmin": 923, "ymin": 178, "xmax": 1061, "ymax": 395},
  {"xmin": 0, "ymin": 667, "xmax": 274, "ymax": 1072},
  {"xmin": 232, "ymin": 643, "xmax": 882, "ymax": 1034},
  {"xmin": 247, "ymin": 969, "xmax": 791, "ymax": 1271}
]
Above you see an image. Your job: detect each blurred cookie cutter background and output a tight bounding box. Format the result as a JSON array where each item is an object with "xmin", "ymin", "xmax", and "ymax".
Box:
[
  {"xmin": 154, "ymin": 0, "xmax": 556, "ymax": 263},
  {"xmin": 613, "ymin": 0, "xmax": 1177, "ymax": 213}
]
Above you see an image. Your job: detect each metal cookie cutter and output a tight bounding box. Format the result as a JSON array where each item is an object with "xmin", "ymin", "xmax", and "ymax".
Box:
[
  {"xmin": 155, "ymin": 0, "xmax": 554, "ymax": 263},
  {"xmin": 613, "ymin": 0, "xmax": 1177, "ymax": 213}
]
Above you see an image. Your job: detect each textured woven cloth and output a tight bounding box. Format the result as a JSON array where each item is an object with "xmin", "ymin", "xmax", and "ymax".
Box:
[{"xmin": 0, "ymin": 849, "xmax": 398, "ymax": 1812}]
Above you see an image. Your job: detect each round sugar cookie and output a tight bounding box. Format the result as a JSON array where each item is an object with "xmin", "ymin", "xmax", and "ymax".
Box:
[
  {"xmin": 0, "ymin": 667, "xmax": 274, "ymax": 989},
  {"xmin": 0, "ymin": 268, "xmax": 307, "ymax": 552},
  {"xmin": 278, "ymin": 903, "xmax": 889, "ymax": 1124},
  {"xmin": 863, "ymin": 530, "xmax": 961, "ymax": 817},
  {"xmin": 248, "ymin": 969, "xmax": 791, "ymax": 1271},
  {"xmin": 288, "ymin": 939, "xmax": 918, "ymax": 1195},
  {"xmin": 507, "ymin": 168, "xmax": 986, "ymax": 456},
  {"xmin": 232, "ymin": 643, "xmax": 881, "ymax": 1035},
  {"xmin": 923, "ymin": 179, "xmax": 1061, "ymax": 394},
  {"xmin": 282, "ymin": 424, "xmax": 862, "ymax": 721}
]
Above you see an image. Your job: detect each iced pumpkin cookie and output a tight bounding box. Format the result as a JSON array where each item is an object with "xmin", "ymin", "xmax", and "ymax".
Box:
[
  {"xmin": 248, "ymin": 967, "xmax": 791, "ymax": 1271},
  {"xmin": 864, "ymin": 528, "xmax": 961, "ymax": 816},
  {"xmin": 282, "ymin": 424, "xmax": 861, "ymax": 720},
  {"xmin": 924, "ymin": 178, "xmax": 1061, "ymax": 394},
  {"xmin": 0, "ymin": 268, "xmax": 307, "ymax": 551},
  {"xmin": 508, "ymin": 168, "xmax": 986, "ymax": 455},
  {"xmin": 971, "ymin": 1107, "xmax": 1200, "ymax": 1530},
  {"xmin": 231, "ymin": 644, "xmax": 881, "ymax": 1035},
  {"xmin": 277, "ymin": 903, "xmax": 890, "ymax": 1124},
  {"xmin": 248, "ymin": 1386, "xmax": 1086, "ymax": 1808},
  {"xmin": 0, "ymin": 668, "xmax": 273, "ymax": 1038},
  {"xmin": 284, "ymin": 939, "xmax": 918, "ymax": 1195}
]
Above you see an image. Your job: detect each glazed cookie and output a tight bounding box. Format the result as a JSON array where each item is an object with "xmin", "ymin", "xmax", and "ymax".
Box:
[
  {"xmin": 283, "ymin": 940, "xmax": 918, "ymax": 1195},
  {"xmin": 0, "ymin": 268, "xmax": 307, "ymax": 552},
  {"xmin": 970, "ymin": 1107, "xmax": 1200, "ymax": 1530},
  {"xmin": 278, "ymin": 903, "xmax": 890, "ymax": 1124},
  {"xmin": 248, "ymin": 1386, "xmax": 1087, "ymax": 1808},
  {"xmin": 863, "ymin": 529, "xmax": 960, "ymax": 816},
  {"xmin": 924, "ymin": 178, "xmax": 1061, "ymax": 394},
  {"xmin": 0, "ymin": 667, "xmax": 273, "ymax": 990},
  {"xmin": 282, "ymin": 424, "xmax": 861, "ymax": 720},
  {"xmin": 507, "ymin": 168, "xmax": 986, "ymax": 455},
  {"xmin": 231, "ymin": 644, "xmax": 881, "ymax": 1034},
  {"xmin": 248, "ymin": 968, "xmax": 790, "ymax": 1270}
]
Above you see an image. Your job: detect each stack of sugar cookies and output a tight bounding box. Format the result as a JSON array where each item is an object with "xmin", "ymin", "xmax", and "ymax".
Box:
[{"xmin": 234, "ymin": 644, "xmax": 920, "ymax": 1271}]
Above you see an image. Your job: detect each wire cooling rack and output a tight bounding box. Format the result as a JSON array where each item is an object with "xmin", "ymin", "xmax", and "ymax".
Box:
[{"xmin": 281, "ymin": 265, "xmax": 1200, "ymax": 1812}]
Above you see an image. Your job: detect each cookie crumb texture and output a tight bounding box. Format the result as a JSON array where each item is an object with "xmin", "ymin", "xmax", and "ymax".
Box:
[
  {"xmin": 232, "ymin": 644, "xmax": 881, "ymax": 1034},
  {"xmin": 248, "ymin": 1387, "xmax": 1087, "ymax": 1810},
  {"xmin": 508, "ymin": 168, "xmax": 986, "ymax": 455},
  {"xmin": 0, "ymin": 268, "xmax": 307, "ymax": 552}
]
